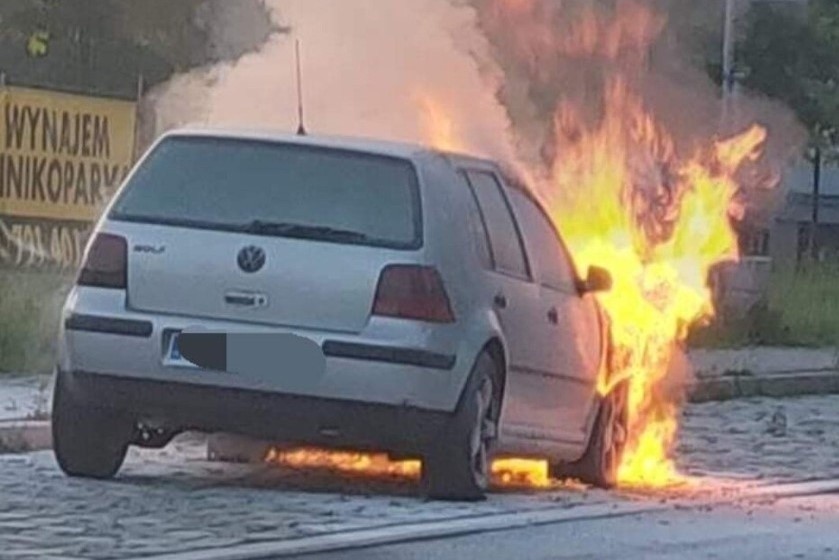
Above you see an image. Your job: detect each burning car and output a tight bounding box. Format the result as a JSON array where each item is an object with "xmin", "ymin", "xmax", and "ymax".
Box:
[{"xmin": 53, "ymin": 128, "xmax": 627, "ymax": 501}]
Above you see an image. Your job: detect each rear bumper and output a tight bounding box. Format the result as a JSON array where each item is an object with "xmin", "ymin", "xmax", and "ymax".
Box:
[
  {"xmin": 58, "ymin": 287, "xmax": 481, "ymax": 413},
  {"xmin": 60, "ymin": 369, "xmax": 450, "ymax": 455},
  {"xmin": 66, "ymin": 313, "xmax": 456, "ymax": 370}
]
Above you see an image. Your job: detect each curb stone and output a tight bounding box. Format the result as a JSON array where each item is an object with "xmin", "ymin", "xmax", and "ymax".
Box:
[
  {"xmin": 2, "ymin": 371, "xmax": 839, "ymax": 454},
  {"xmin": 0, "ymin": 420, "xmax": 51, "ymax": 453},
  {"xmin": 687, "ymin": 370, "xmax": 839, "ymax": 403}
]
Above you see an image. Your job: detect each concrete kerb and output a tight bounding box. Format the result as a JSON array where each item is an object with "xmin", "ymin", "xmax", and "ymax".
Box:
[
  {"xmin": 0, "ymin": 420, "xmax": 51, "ymax": 453},
  {"xmin": 2, "ymin": 368, "xmax": 839, "ymax": 454},
  {"xmin": 687, "ymin": 370, "xmax": 839, "ymax": 403}
]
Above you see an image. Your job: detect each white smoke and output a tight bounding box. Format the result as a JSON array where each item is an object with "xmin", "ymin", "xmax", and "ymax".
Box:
[{"xmin": 144, "ymin": 0, "xmax": 516, "ymax": 162}]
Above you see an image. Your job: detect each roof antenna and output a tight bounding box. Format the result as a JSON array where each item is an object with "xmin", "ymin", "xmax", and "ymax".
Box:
[{"xmin": 295, "ymin": 39, "xmax": 307, "ymax": 136}]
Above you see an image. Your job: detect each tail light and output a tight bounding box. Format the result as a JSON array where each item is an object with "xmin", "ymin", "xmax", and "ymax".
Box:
[
  {"xmin": 372, "ymin": 265, "xmax": 455, "ymax": 324},
  {"xmin": 77, "ymin": 233, "xmax": 128, "ymax": 289}
]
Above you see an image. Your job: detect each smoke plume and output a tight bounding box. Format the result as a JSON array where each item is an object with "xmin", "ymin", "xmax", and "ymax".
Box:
[
  {"xmin": 146, "ymin": 0, "xmax": 803, "ymax": 217},
  {"xmin": 144, "ymin": 0, "xmax": 516, "ymax": 161}
]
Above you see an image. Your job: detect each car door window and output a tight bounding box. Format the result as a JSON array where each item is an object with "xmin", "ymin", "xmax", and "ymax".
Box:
[
  {"xmin": 457, "ymin": 171, "xmax": 493, "ymax": 269},
  {"xmin": 507, "ymin": 188, "xmax": 578, "ymax": 290},
  {"xmin": 464, "ymin": 171, "xmax": 529, "ymax": 279}
]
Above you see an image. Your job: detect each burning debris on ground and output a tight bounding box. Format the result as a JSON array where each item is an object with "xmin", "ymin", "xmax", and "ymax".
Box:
[{"xmin": 264, "ymin": 448, "xmax": 560, "ymax": 490}]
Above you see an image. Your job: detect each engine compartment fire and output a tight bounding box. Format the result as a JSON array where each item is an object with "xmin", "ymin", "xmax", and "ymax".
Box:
[
  {"xmin": 423, "ymin": 0, "xmax": 773, "ymax": 489},
  {"xmin": 264, "ymin": 0, "xmax": 779, "ymax": 492}
]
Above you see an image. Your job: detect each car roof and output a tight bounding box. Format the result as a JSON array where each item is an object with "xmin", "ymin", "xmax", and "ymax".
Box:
[{"xmin": 161, "ymin": 126, "xmax": 497, "ymax": 166}]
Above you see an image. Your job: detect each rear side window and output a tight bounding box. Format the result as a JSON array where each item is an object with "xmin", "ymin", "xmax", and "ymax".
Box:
[
  {"xmin": 458, "ymin": 171, "xmax": 493, "ymax": 269},
  {"xmin": 110, "ymin": 136, "xmax": 422, "ymax": 250},
  {"xmin": 508, "ymin": 189, "xmax": 578, "ymax": 290},
  {"xmin": 464, "ymin": 171, "xmax": 529, "ymax": 278}
]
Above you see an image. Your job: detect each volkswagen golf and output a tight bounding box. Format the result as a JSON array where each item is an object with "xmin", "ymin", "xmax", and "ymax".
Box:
[{"xmin": 53, "ymin": 128, "xmax": 627, "ymax": 501}]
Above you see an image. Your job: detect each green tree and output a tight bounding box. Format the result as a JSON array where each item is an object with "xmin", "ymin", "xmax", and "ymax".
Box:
[
  {"xmin": 737, "ymin": 0, "xmax": 839, "ymax": 259},
  {"xmin": 738, "ymin": 0, "xmax": 839, "ymax": 145},
  {"xmin": 0, "ymin": 0, "xmax": 275, "ymax": 99}
]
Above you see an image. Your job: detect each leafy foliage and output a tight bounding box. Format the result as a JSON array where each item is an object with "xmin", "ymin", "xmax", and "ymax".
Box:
[
  {"xmin": 738, "ymin": 0, "xmax": 839, "ymax": 147},
  {"xmin": 689, "ymin": 259, "xmax": 839, "ymax": 348},
  {"xmin": 0, "ymin": 0, "xmax": 274, "ymax": 99}
]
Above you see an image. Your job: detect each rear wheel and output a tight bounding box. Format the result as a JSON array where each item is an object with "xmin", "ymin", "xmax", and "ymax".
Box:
[
  {"xmin": 551, "ymin": 382, "xmax": 629, "ymax": 489},
  {"xmin": 422, "ymin": 351, "xmax": 500, "ymax": 501},
  {"xmin": 52, "ymin": 372, "xmax": 132, "ymax": 479}
]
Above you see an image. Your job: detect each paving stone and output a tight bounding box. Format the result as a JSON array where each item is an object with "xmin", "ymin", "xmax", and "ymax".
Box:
[
  {"xmin": 1, "ymin": 395, "xmax": 835, "ymax": 559},
  {"xmin": 0, "ymin": 437, "xmax": 603, "ymax": 559},
  {"xmin": 678, "ymin": 394, "xmax": 839, "ymax": 481}
]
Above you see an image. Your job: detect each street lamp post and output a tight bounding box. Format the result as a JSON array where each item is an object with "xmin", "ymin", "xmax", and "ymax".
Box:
[
  {"xmin": 811, "ymin": 144, "xmax": 822, "ymax": 261},
  {"xmin": 722, "ymin": 0, "xmax": 736, "ymax": 127}
]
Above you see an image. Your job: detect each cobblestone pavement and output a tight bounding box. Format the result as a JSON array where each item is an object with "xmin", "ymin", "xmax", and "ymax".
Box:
[
  {"xmin": 0, "ymin": 435, "xmax": 618, "ymax": 560},
  {"xmin": 677, "ymin": 394, "xmax": 839, "ymax": 482},
  {"xmin": 2, "ymin": 395, "xmax": 838, "ymax": 559}
]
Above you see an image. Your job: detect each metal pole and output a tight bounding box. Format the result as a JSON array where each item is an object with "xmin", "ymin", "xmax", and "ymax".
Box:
[
  {"xmin": 295, "ymin": 39, "xmax": 307, "ymax": 136},
  {"xmin": 810, "ymin": 145, "xmax": 822, "ymax": 261},
  {"xmin": 133, "ymin": 73, "xmax": 145, "ymax": 163},
  {"xmin": 721, "ymin": 0, "xmax": 736, "ymax": 128}
]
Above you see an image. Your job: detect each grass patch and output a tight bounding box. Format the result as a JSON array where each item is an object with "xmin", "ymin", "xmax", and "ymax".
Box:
[
  {"xmin": 766, "ymin": 261, "xmax": 839, "ymax": 346},
  {"xmin": 0, "ymin": 271, "xmax": 71, "ymax": 374},
  {"xmin": 689, "ymin": 260, "xmax": 839, "ymax": 348}
]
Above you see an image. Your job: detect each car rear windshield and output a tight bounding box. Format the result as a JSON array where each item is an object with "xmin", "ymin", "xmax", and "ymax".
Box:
[{"xmin": 109, "ymin": 136, "xmax": 422, "ymax": 250}]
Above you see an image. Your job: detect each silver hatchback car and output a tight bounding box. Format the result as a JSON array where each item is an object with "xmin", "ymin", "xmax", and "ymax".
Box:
[{"xmin": 54, "ymin": 128, "xmax": 626, "ymax": 501}]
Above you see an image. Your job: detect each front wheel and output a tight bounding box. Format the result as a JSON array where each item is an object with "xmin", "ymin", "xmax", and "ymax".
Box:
[
  {"xmin": 421, "ymin": 351, "xmax": 500, "ymax": 501},
  {"xmin": 52, "ymin": 372, "xmax": 132, "ymax": 479},
  {"xmin": 551, "ymin": 382, "xmax": 629, "ymax": 489}
]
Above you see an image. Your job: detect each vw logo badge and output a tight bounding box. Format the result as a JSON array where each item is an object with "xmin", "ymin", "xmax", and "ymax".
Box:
[{"xmin": 237, "ymin": 246, "xmax": 266, "ymax": 274}]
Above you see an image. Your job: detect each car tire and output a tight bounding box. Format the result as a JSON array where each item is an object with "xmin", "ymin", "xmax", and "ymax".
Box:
[
  {"xmin": 551, "ymin": 382, "xmax": 629, "ymax": 489},
  {"xmin": 421, "ymin": 351, "xmax": 500, "ymax": 502},
  {"xmin": 52, "ymin": 372, "xmax": 132, "ymax": 480}
]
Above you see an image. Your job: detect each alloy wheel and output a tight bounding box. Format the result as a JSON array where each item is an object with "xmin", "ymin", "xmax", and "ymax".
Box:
[{"xmin": 469, "ymin": 375, "xmax": 496, "ymax": 489}]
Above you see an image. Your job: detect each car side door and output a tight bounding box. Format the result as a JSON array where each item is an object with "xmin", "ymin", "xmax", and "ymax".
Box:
[
  {"xmin": 506, "ymin": 188, "xmax": 604, "ymax": 444},
  {"xmin": 460, "ymin": 168, "xmax": 567, "ymax": 443}
]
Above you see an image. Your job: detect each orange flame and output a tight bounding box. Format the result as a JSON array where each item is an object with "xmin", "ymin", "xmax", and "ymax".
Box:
[
  {"xmin": 542, "ymin": 75, "xmax": 766, "ymax": 490},
  {"xmin": 265, "ymin": 448, "xmax": 421, "ymax": 478},
  {"xmin": 418, "ymin": 0, "xmax": 771, "ymax": 489},
  {"xmin": 265, "ymin": 448, "xmax": 554, "ymax": 489},
  {"xmin": 416, "ymin": 93, "xmax": 466, "ymax": 153},
  {"xmin": 491, "ymin": 458, "xmax": 552, "ymax": 488}
]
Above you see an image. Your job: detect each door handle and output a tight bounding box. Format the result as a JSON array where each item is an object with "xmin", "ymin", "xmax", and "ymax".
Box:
[
  {"xmin": 547, "ymin": 307, "xmax": 559, "ymax": 325},
  {"xmin": 494, "ymin": 293, "xmax": 508, "ymax": 309}
]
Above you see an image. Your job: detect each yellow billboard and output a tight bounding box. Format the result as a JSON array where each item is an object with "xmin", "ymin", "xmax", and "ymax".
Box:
[
  {"xmin": 0, "ymin": 86, "xmax": 136, "ymax": 222},
  {"xmin": 0, "ymin": 86, "xmax": 137, "ymax": 272}
]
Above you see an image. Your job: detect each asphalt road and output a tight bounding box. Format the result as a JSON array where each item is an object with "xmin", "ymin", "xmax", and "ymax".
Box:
[{"xmin": 298, "ymin": 495, "xmax": 839, "ymax": 560}]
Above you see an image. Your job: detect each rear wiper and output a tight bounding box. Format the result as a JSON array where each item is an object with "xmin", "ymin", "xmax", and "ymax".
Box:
[{"xmin": 245, "ymin": 220, "xmax": 371, "ymax": 243}]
